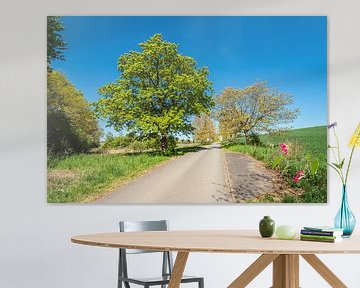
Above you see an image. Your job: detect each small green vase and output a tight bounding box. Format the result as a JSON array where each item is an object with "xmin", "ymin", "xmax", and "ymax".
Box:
[{"xmin": 259, "ymin": 216, "xmax": 275, "ymax": 238}]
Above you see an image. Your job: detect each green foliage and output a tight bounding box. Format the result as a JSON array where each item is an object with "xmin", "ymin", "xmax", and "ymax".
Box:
[
  {"xmin": 226, "ymin": 126, "xmax": 327, "ymax": 203},
  {"xmin": 272, "ymin": 156, "xmax": 283, "ymax": 169},
  {"xmin": 310, "ymin": 159, "xmax": 320, "ymax": 177},
  {"xmin": 216, "ymin": 81, "xmax": 299, "ymax": 141},
  {"xmin": 47, "ymin": 71, "xmax": 101, "ymax": 155},
  {"xmin": 282, "ymin": 195, "xmax": 297, "ymax": 203},
  {"xmin": 94, "ymin": 34, "xmax": 214, "ymax": 153},
  {"xmin": 47, "ymin": 18, "xmax": 100, "ymax": 156},
  {"xmin": 47, "ymin": 16, "xmax": 66, "ymax": 68},
  {"xmin": 165, "ymin": 136, "xmax": 177, "ymax": 154},
  {"xmin": 247, "ymin": 133, "xmax": 262, "ymax": 146},
  {"xmin": 48, "ymin": 153, "xmax": 169, "ymax": 203},
  {"xmin": 47, "ymin": 109, "xmax": 83, "ymax": 155},
  {"xmin": 101, "ymin": 133, "xmax": 163, "ymax": 153},
  {"xmin": 127, "ymin": 138, "xmax": 158, "ymax": 153},
  {"xmin": 101, "ymin": 134, "xmax": 132, "ymax": 149}
]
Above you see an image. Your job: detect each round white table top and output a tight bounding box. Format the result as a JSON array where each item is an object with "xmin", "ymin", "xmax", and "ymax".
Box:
[{"xmin": 71, "ymin": 230, "xmax": 360, "ymax": 254}]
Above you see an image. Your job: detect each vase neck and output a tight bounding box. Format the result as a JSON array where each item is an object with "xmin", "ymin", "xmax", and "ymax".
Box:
[{"xmin": 342, "ymin": 185, "xmax": 348, "ymax": 203}]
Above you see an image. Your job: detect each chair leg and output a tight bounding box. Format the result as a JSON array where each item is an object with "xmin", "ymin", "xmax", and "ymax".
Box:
[{"xmin": 198, "ymin": 278, "xmax": 204, "ymax": 288}]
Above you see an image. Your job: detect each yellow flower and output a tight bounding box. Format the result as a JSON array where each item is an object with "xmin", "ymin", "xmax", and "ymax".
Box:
[{"xmin": 349, "ymin": 122, "xmax": 360, "ymax": 148}]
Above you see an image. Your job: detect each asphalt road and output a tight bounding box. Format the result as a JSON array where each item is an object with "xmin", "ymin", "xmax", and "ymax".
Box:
[
  {"xmin": 95, "ymin": 143, "xmax": 232, "ymax": 203},
  {"xmin": 225, "ymin": 152, "xmax": 277, "ymax": 201}
]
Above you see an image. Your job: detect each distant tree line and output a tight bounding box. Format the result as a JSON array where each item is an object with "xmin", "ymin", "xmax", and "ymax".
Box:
[{"xmin": 101, "ymin": 133, "xmax": 178, "ymax": 153}]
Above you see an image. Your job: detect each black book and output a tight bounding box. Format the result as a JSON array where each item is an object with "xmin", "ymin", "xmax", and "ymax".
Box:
[{"xmin": 300, "ymin": 229, "xmax": 343, "ymax": 237}]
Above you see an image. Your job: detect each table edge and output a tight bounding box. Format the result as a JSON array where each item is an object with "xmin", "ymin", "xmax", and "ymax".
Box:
[{"xmin": 71, "ymin": 236, "xmax": 360, "ymax": 255}]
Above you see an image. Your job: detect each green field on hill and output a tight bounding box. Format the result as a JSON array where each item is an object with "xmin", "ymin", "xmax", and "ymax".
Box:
[
  {"xmin": 260, "ymin": 126, "xmax": 327, "ymax": 162},
  {"xmin": 226, "ymin": 126, "xmax": 327, "ymax": 203}
]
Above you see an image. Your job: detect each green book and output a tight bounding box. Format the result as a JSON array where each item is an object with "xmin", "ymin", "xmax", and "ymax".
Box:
[
  {"xmin": 300, "ymin": 234, "xmax": 339, "ymax": 240},
  {"xmin": 300, "ymin": 236, "xmax": 342, "ymax": 243}
]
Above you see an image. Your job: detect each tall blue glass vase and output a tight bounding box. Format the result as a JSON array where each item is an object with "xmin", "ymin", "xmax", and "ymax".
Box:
[{"xmin": 334, "ymin": 185, "xmax": 356, "ymax": 237}]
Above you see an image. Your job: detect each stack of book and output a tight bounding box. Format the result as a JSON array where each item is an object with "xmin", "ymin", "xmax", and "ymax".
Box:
[{"xmin": 300, "ymin": 226, "xmax": 344, "ymax": 243}]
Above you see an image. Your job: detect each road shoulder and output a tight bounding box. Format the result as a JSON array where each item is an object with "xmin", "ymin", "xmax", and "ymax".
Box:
[{"xmin": 225, "ymin": 152, "xmax": 301, "ymax": 202}]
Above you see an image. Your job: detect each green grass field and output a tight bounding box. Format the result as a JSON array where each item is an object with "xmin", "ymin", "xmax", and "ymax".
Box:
[
  {"xmin": 259, "ymin": 126, "xmax": 327, "ymax": 163},
  {"xmin": 48, "ymin": 153, "xmax": 169, "ymax": 203},
  {"xmin": 226, "ymin": 126, "xmax": 327, "ymax": 203}
]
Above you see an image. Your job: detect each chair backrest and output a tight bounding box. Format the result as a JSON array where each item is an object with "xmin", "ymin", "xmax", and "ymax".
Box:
[
  {"xmin": 118, "ymin": 220, "xmax": 173, "ymax": 282},
  {"xmin": 119, "ymin": 220, "xmax": 169, "ymax": 254}
]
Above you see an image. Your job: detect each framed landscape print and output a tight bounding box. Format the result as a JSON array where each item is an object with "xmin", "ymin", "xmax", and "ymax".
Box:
[{"xmin": 47, "ymin": 16, "xmax": 327, "ymax": 204}]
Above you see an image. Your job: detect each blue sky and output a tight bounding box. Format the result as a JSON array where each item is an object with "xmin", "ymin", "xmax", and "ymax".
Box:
[{"xmin": 52, "ymin": 16, "xmax": 327, "ymax": 135}]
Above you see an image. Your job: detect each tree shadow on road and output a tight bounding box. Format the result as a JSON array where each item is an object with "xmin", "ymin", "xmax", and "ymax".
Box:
[
  {"xmin": 176, "ymin": 145, "xmax": 207, "ymax": 154},
  {"xmin": 210, "ymin": 182, "xmax": 233, "ymax": 203}
]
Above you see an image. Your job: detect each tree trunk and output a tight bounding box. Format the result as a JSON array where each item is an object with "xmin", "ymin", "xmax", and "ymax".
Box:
[
  {"xmin": 160, "ymin": 135, "xmax": 168, "ymax": 153},
  {"xmin": 244, "ymin": 131, "xmax": 250, "ymax": 145}
]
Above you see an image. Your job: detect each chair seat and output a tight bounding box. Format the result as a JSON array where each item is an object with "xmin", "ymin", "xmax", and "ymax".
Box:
[{"xmin": 119, "ymin": 275, "xmax": 203, "ymax": 285}]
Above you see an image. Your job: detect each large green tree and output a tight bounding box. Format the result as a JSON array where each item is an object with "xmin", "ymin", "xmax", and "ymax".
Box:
[
  {"xmin": 94, "ymin": 34, "xmax": 214, "ymax": 152},
  {"xmin": 216, "ymin": 81, "xmax": 299, "ymax": 142},
  {"xmin": 47, "ymin": 16, "xmax": 67, "ymax": 69},
  {"xmin": 47, "ymin": 71, "xmax": 101, "ymax": 154}
]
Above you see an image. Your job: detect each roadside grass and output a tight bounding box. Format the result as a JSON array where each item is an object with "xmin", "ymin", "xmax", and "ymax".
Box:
[
  {"xmin": 48, "ymin": 153, "xmax": 169, "ymax": 203},
  {"xmin": 225, "ymin": 126, "xmax": 327, "ymax": 203},
  {"xmin": 47, "ymin": 144, "xmax": 203, "ymax": 203}
]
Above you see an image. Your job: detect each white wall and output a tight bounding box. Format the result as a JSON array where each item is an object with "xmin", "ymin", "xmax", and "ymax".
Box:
[{"xmin": 1, "ymin": 0, "xmax": 360, "ymax": 287}]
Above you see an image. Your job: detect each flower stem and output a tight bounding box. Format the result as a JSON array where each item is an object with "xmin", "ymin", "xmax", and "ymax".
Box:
[
  {"xmin": 345, "ymin": 145, "xmax": 356, "ymax": 185},
  {"xmin": 333, "ymin": 127, "xmax": 345, "ymax": 184},
  {"xmin": 328, "ymin": 163, "xmax": 344, "ymax": 180},
  {"xmin": 330, "ymin": 147, "xmax": 339, "ymax": 165},
  {"xmin": 333, "ymin": 127, "xmax": 342, "ymax": 162}
]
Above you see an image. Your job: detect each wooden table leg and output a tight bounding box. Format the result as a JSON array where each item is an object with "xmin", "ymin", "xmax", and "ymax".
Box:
[
  {"xmin": 228, "ymin": 254, "xmax": 279, "ymax": 288},
  {"xmin": 168, "ymin": 252, "xmax": 189, "ymax": 288},
  {"xmin": 288, "ymin": 255, "xmax": 300, "ymax": 288},
  {"xmin": 301, "ymin": 254, "xmax": 347, "ymax": 288},
  {"xmin": 272, "ymin": 254, "xmax": 299, "ymax": 288}
]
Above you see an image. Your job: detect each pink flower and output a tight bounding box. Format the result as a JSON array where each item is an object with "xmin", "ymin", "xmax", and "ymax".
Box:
[
  {"xmin": 279, "ymin": 143, "xmax": 289, "ymax": 155},
  {"xmin": 293, "ymin": 170, "xmax": 305, "ymax": 183}
]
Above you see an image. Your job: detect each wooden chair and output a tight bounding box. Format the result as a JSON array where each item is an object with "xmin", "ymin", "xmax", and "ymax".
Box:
[{"xmin": 118, "ymin": 220, "xmax": 204, "ymax": 288}]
